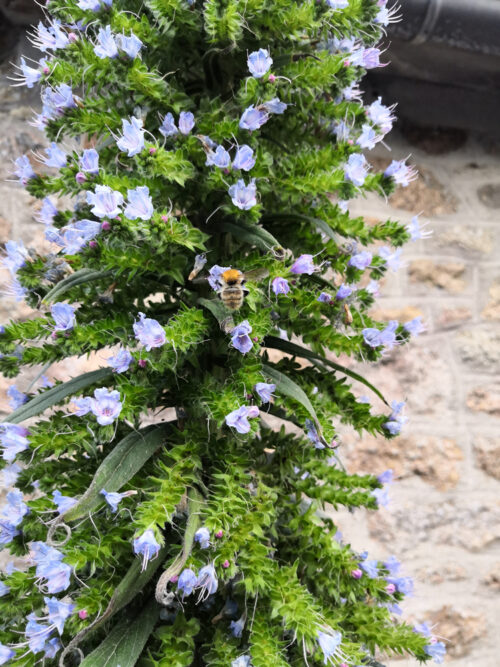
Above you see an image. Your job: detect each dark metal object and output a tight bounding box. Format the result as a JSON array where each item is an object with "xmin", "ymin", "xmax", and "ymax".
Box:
[{"xmin": 367, "ymin": 0, "xmax": 500, "ymax": 133}]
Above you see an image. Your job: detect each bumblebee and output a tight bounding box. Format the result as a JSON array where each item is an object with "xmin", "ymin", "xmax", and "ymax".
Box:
[{"xmin": 217, "ymin": 267, "xmax": 269, "ymax": 311}]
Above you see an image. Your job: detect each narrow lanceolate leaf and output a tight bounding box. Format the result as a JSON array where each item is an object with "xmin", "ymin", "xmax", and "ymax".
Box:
[
  {"xmin": 262, "ymin": 363, "xmax": 319, "ymax": 426},
  {"xmin": 79, "ymin": 599, "xmax": 159, "ymax": 667},
  {"xmin": 3, "ymin": 368, "xmax": 113, "ymax": 424},
  {"xmin": 217, "ymin": 220, "xmax": 280, "ymax": 252},
  {"xmin": 43, "ymin": 268, "xmax": 112, "ymax": 304},
  {"xmin": 197, "ymin": 297, "xmax": 233, "ymax": 331},
  {"xmin": 62, "ymin": 425, "xmax": 169, "ymax": 522},
  {"xmin": 264, "ymin": 336, "xmax": 389, "ymax": 406}
]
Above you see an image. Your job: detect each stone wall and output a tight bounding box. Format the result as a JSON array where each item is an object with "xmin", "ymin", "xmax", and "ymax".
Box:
[{"xmin": 1, "ymin": 45, "xmax": 499, "ymax": 665}]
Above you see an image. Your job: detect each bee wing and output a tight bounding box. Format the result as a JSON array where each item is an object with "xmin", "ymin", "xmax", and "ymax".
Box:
[{"xmin": 243, "ymin": 268, "xmax": 270, "ymax": 283}]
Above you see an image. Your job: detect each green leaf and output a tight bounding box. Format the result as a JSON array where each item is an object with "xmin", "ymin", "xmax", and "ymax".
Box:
[
  {"xmin": 3, "ymin": 368, "xmax": 113, "ymax": 424},
  {"xmin": 262, "ymin": 363, "xmax": 319, "ymax": 426},
  {"xmin": 217, "ymin": 220, "xmax": 279, "ymax": 252},
  {"xmin": 61, "ymin": 425, "xmax": 169, "ymax": 523},
  {"xmin": 42, "ymin": 269, "xmax": 112, "ymax": 304},
  {"xmin": 197, "ymin": 297, "xmax": 233, "ymax": 330},
  {"xmin": 79, "ymin": 600, "xmax": 159, "ymax": 667},
  {"xmin": 264, "ymin": 336, "xmax": 389, "ymax": 406}
]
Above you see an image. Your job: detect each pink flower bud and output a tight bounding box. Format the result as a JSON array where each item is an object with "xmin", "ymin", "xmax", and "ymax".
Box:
[
  {"xmin": 351, "ymin": 568, "xmax": 363, "ymax": 579},
  {"xmin": 222, "ymin": 559, "xmax": 230, "ymax": 568},
  {"xmin": 161, "ymin": 215, "xmax": 169, "ymax": 223},
  {"xmin": 138, "ymin": 359, "xmax": 147, "ymax": 368},
  {"xmin": 43, "ymin": 67, "xmax": 50, "ymax": 75},
  {"xmin": 215, "ymin": 530, "xmax": 223, "ymax": 538},
  {"xmin": 252, "ymin": 337, "xmax": 259, "ymax": 342},
  {"xmin": 268, "ymin": 73, "xmax": 276, "ymax": 83},
  {"xmin": 75, "ymin": 172, "xmax": 86, "ymax": 184},
  {"xmin": 385, "ymin": 583, "xmax": 396, "ymax": 594},
  {"xmin": 149, "ymin": 147, "xmax": 156, "ymax": 155},
  {"xmin": 169, "ymin": 574, "xmax": 179, "ymax": 583},
  {"xmin": 89, "ymin": 240, "xmax": 97, "ymax": 248},
  {"xmin": 101, "ymin": 221, "xmax": 111, "ymax": 231},
  {"xmin": 68, "ymin": 33, "xmax": 78, "ymax": 43},
  {"xmin": 78, "ymin": 610, "xmax": 88, "ymax": 619}
]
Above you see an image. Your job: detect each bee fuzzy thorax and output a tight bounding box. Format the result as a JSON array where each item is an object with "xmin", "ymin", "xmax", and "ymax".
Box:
[{"xmin": 221, "ymin": 269, "xmax": 244, "ymax": 285}]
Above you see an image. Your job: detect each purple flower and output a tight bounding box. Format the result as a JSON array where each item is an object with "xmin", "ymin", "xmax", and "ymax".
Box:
[
  {"xmin": 43, "ymin": 142, "xmax": 67, "ymax": 168},
  {"xmin": 94, "ymin": 25, "xmax": 118, "ymax": 59},
  {"xmin": 206, "ymin": 145, "xmax": 231, "ymax": 168},
  {"xmin": 107, "ymin": 348, "xmax": 133, "ymax": 372},
  {"xmin": 384, "ymin": 399, "xmax": 407, "ymax": 435},
  {"xmin": 77, "ymin": 0, "xmax": 103, "ymax": 9},
  {"xmin": 326, "ymin": 0, "xmax": 349, "ymax": 7},
  {"xmin": 291, "ymin": 254, "xmax": 315, "ymax": 275},
  {"xmin": 225, "ymin": 405, "xmax": 259, "ymax": 434},
  {"xmin": 357, "ymin": 124, "xmax": 380, "ymax": 150},
  {"xmin": 3, "ymin": 240, "xmax": 28, "ymax": 275},
  {"xmin": 378, "ymin": 469, "xmax": 394, "ymax": 484},
  {"xmin": 361, "ymin": 47, "xmax": 383, "ymax": 69},
  {"xmin": 2, "ymin": 463, "xmax": 21, "ymax": 486},
  {"xmin": 13, "ymin": 56, "xmax": 45, "ymax": 88},
  {"xmin": 71, "ymin": 396, "xmax": 92, "ymax": 416},
  {"xmin": 31, "ymin": 20, "xmax": 69, "ymax": 52},
  {"xmin": 372, "ymin": 487, "xmax": 390, "ymax": 507},
  {"xmin": 0, "ymin": 521, "xmax": 19, "ymax": 546},
  {"xmin": 44, "ymin": 637, "xmax": 61, "ymax": 659},
  {"xmin": 247, "ymin": 49, "xmax": 273, "ymax": 78},
  {"xmin": 317, "ymin": 630, "xmax": 343, "ymax": 664},
  {"xmin": 178, "ymin": 568, "xmax": 198, "ymax": 597},
  {"xmin": 231, "ymin": 657, "xmax": 251, "ymax": 667},
  {"xmin": 424, "ymin": 641, "xmax": 446, "ymax": 664},
  {"xmin": 25, "ymin": 613, "xmax": 53, "ymax": 653},
  {"xmin": 348, "ymin": 251, "xmax": 372, "ymax": 270},
  {"xmin": 178, "ymin": 111, "xmax": 195, "ymax": 135},
  {"xmin": 194, "ymin": 527, "xmax": 210, "ymax": 549},
  {"xmin": 116, "ymin": 116, "xmax": 145, "ymax": 156},
  {"xmin": 2, "ymin": 489, "xmax": 28, "ymax": 526},
  {"xmin": 232, "ymin": 145, "xmax": 255, "ymax": 171},
  {"xmin": 133, "ymin": 312, "xmax": 166, "ymax": 350},
  {"xmin": 0, "ymin": 424, "xmax": 29, "ymax": 462},
  {"xmin": 45, "ymin": 596, "xmax": 75, "ymax": 634},
  {"xmin": 344, "ymin": 153, "xmax": 368, "ymax": 186},
  {"xmin": 384, "ymin": 159, "xmax": 417, "ymax": 187},
  {"xmin": 87, "ymin": 185, "xmax": 124, "ymax": 218},
  {"xmin": 305, "ymin": 419, "xmax": 324, "ymax": 449},
  {"xmin": 342, "ymin": 81, "xmax": 362, "ymax": 101},
  {"xmin": 90, "ymin": 388, "xmax": 122, "ymax": 425},
  {"xmin": 413, "ymin": 621, "xmax": 432, "ymax": 638},
  {"xmin": 379, "ymin": 246, "xmax": 403, "ymax": 272},
  {"xmin": 36, "ymin": 197, "xmax": 58, "ymax": 225},
  {"xmin": 317, "ymin": 292, "xmax": 332, "ymax": 303},
  {"xmin": 61, "ymin": 221, "xmax": 100, "ymax": 254},
  {"xmin": 116, "ymin": 33, "xmax": 143, "ymax": 59},
  {"xmin": 124, "ymin": 186, "xmax": 154, "ymax": 220},
  {"xmin": 367, "ymin": 97, "xmax": 395, "ymax": 134},
  {"xmin": 7, "ymin": 385, "xmax": 27, "ymax": 410},
  {"xmin": 366, "ymin": 279, "xmax": 379, "ymax": 295},
  {"xmin": 228, "ymin": 179, "xmax": 257, "ymax": 209},
  {"xmin": 336, "ymin": 284, "xmax": 353, "ymax": 300},
  {"xmin": 404, "ymin": 317, "xmax": 425, "ymax": 337},
  {"xmin": 14, "ymin": 155, "xmax": 35, "ymax": 184},
  {"xmin": 333, "ymin": 120, "xmax": 351, "ymax": 142},
  {"xmin": 0, "ymin": 643, "xmax": 13, "ymax": 663},
  {"xmin": 230, "ymin": 320, "xmax": 253, "ymax": 354},
  {"xmin": 51, "ymin": 303, "xmax": 76, "ymax": 332},
  {"xmin": 261, "ymin": 97, "xmax": 287, "ymax": 114},
  {"xmin": 41, "ymin": 559, "xmax": 72, "ymax": 594},
  {"xmin": 52, "ymin": 490, "xmax": 77, "ymax": 515},
  {"xmin": 254, "ymin": 382, "xmax": 276, "ymax": 403},
  {"xmin": 100, "ymin": 488, "xmax": 127, "ymax": 512},
  {"xmin": 159, "ymin": 112, "xmax": 178, "ymax": 138},
  {"xmin": 407, "ymin": 215, "xmax": 432, "ymax": 241},
  {"xmin": 360, "ymin": 558, "xmax": 378, "ymax": 578},
  {"xmin": 133, "ymin": 529, "xmax": 161, "ymax": 570},
  {"xmin": 387, "ymin": 576, "xmax": 414, "ymax": 596},
  {"xmin": 229, "ymin": 616, "xmax": 245, "ymax": 638},
  {"xmin": 195, "ymin": 563, "xmax": 218, "ymax": 600},
  {"xmin": 208, "ymin": 265, "xmax": 231, "ymax": 290},
  {"xmin": 239, "ymin": 105, "xmax": 269, "ymax": 131},
  {"xmin": 41, "ymin": 84, "xmax": 76, "ymax": 118},
  {"xmin": 272, "ymin": 277, "xmax": 290, "ymax": 295},
  {"xmin": 79, "ymin": 148, "xmax": 99, "ymax": 174}
]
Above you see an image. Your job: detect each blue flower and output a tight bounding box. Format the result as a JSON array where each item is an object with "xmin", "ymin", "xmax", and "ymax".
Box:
[
  {"xmin": 52, "ymin": 490, "xmax": 77, "ymax": 515},
  {"xmin": 272, "ymin": 277, "xmax": 290, "ymax": 295},
  {"xmin": 87, "ymin": 185, "xmax": 124, "ymax": 218},
  {"xmin": 372, "ymin": 487, "xmax": 390, "ymax": 507},
  {"xmin": 133, "ymin": 529, "xmax": 161, "ymax": 570},
  {"xmin": 357, "ymin": 123, "xmax": 380, "ymax": 150},
  {"xmin": 360, "ymin": 558, "xmax": 378, "ymax": 578},
  {"xmin": 404, "ymin": 317, "xmax": 425, "ymax": 337},
  {"xmin": 208, "ymin": 265, "xmax": 231, "ymax": 290},
  {"xmin": 317, "ymin": 292, "xmax": 332, "ymax": 303},
  {"xmin": 44, "ymin": 637, "xmax": 61, "ymax": 659},
  {"xmin": 384, "ymin": 159, "xmax": 417, "ymax": 187},
  {"xmin": 232, "ymin": 145, "xmax": 255, "ymax": 171},
  {"xmin": 35, "ymin": 197, "xmax": 58, "ymax": 225},
  {"xmin": 7, "ymin": 385, "xmax": 27, "ymax": 410},
  {"xmin": 407, "ymin": 214, "xmax": 432, "ymax": 240},
  {"xmin": 32, "ymin": 20, "xmax": 69, "ymax": 52},
  {"xmin": 79, "ymin": 148, "xmax": 99, "ymax": 174},
  {"xmin": 77, "ymin": 0, "xmax": 103, "ymax": 9},
  {"xmin": 332, "ymin": 120, "xmax": 351, "ymax": 141},
  {"xmin": 367, "ymin": 97, "xmax": 395, "ymax": 134},
  {"xmin": 31, "ymin": 543, "xmax": 72, "ymax": 595},
  {"xmin": 14, "ymin": 155, "xmax": 35, "ymax": 184},
  {"xmin": 159, "ymin": 112, "xmax": 178, "ymax": 137},
  {"xmin": 387, "ymin": 576, "xmax": 414, "ymax": 596},
  {"xmin": 178, "ymin": 111, "xmax": 195, "ymax": 135},
  {"xmin": 2, "ymin": 463, "xmax": 21, "ymax": 486},
  {"xmin": 43, "ymin": 142, "xmax": 67, "ymax": 168},
  {"xmin": 336, "ymin": 284, "xmax": 353, "ymax": 300},
  {"xmin": 247, "ymin": 48, "xmax": 273, "ymax": 78},
  {"xmin": 116, "ymin": 33, "xmax": 143, "ymax": 59},
  {"xmin": 2, "ymin": 489, "xmax": 28, "ymax": 526},
  {"xmin": 291, "ymin": 254, "xmax": 315, "ymax": 275},
  {"xmin": 3, "ymin": 240, "xmax": 28, "ymax": 275},
  {"xmin": 228, "ymin": 179, "xmax": 257, "ymax": 209},
  {"xmin": 61, "ymin": 221, "xmax": 100, "ymax": 255},
  {"xmin": 384, "ymin": 399, "xmax": 407, "ymax": 435},
  {"xmin": 0, "ymin": 521, "xmax": 19, "ymax": 546},
  {"xmin": 125, "ymin": 186, "xmax": 154, "ymax": 220},
  {"xmin": 231, "ymin": 320, "xmax": 253, "ymax": 354},
  {"xmin": 13, "ymin": 56, "xmax": 45, "ymax": 88},
  {"xmin": 361, "ymin": 47, "xmax": 383, "ymax": 69},
  {"xmin": 326, "ymin": 0, "xmax": 348, "ymax": 8},
  {"xmin": 41, "ymin": 84, "xmax": 76, "ymax": 117},
  {"xmin": 254, "ymin": 382, "xmax": 276, "ymax": 403},
  {"xmin": 261, "ymin": 97, "xmax": 287, "ymax": 114},
  {"xmin": 413, "ymin": 621, "xmax": 433, "ymax": 637},
  {"xmin": 51, "ymin": 303, "xmax": 76, "ymax": 332},
  {"xmin": 100, "ymin": 488, "xmax": 128, "ymax": 512},
  {"xmin": 231, "ymin": 657, "xmax": 251, "ymax": 667},
  {"xmin": 90, "ymin": 388, "xmax": 122, "ymax": 425},
  {"xmin": 133, "ymin": 312, "xmax": 166, "ymax": 350},
  {"xmin": 366, "ymin": 279, "xmax": 379, "ymax": 295},
  {"xmin": 305, "ymin": 419, "xmax": 324, "ymax": 449},
  {"xmin": 344, "ymin": 153, "xmax": 369, "ymax": 186},
  {"xmin": 116, "ymin": 116, "xmax": 145, "ymax": 156},
  {"xmin": 317, "ymin": 630, "xmax": 343, "ymax": 664},
  {"xmin": 178, "ymin": 568, "xmax": 197, "ymax": 598},
  {"xmin": 194, "ymin": 527, "xmax": 210, "ymax": 549},
  {"xmin": 107, "ymin": 348, "xmax": 133, "ymax": 372},
  {"xmin": 94, "ymin": 25, "xmax": 118, "ymax": 59},
  {"xmin": 195, "ymin": 563, "xmax": 218, "ymax": 600},
  {"xmin": 379, "ymin": 246, "xmax": 403, "ymax": 272},
  {"xmin": 378, "ymin": 469, "xmax": 394, "ymax": 484},
  {"xmin": 348, "ymin": 251, "xmax": 372, "ymax": 270},
  {"xmin": 206, "ymin": 145, "xmax": 231, "ymax": 168},
  {"xmin": 0, "ymin": 582, "xmax": 9, "ymax": 597},
  {"xmin": 25, "ymin": 614, "xmax": 53, "ymax": 654},
  {"xmin": 239, "ymin": 105, "xmax": 269, "ymax": 131},
  {"xmin": 0, "ymin": 423, "xmax": 29, "ymax": 462},
  {"xmin": 229, "ymin": 616, "xmax": 245, "ymax": 638},
  {"xmin": 45, "ymin": 596, "xmax": 75, "ymax": 634},
  {"xmin": 225, "ymin": 405, "xmax": 259, "ymax": 434}
]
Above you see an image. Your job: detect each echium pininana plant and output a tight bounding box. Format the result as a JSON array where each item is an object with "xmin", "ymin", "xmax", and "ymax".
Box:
[{"xmin": 0, "ymin": 0, "xmax": 446, "ymax": 665}]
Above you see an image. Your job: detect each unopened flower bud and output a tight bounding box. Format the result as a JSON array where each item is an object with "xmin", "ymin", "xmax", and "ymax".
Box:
[
  {"xmin": 89, "ymin": 240, "xmax": 97, "ymax": 248},
  {"xmin": 75, "ymin": 172, "xmax": 86, "ymax": 184},
  {"xmin": 149, "ymin": 147, "xmax": 156, "ymax": 155},
  {"xmin": 78, "ymin": 609, "xmax": 88, "ymax": 619},
  {"xmin": 138, "ymin": 359, "xmax": 147, "ymax": 368},
  {"xmin": 222, "ymin": 559, "xmax": 230, "ymax": 568},
  {"xmin": 169, "ymin": 574, "xmax": 179, "ymax": 583},
  {"xmin": 215, "ymin": 530, "xmax": 223, "ymax": 538},
  {"xmin": 161, "ymin": 215, "xmax": 169, "ymax": 222},
  {"xmin": 386, "ymin": 583, "xmax": 396, "ymax": 594},
  {"xmin": 351, "ymin": 568, "xmax": 363, "ymax": 579},
  {"xmin": 101, "ymin": 221, "xmax": 111, "ymax": 231},
  {"xmin": 268, "ymin": 73, "xmax": 276, "ymax": 83},
  {"xmin": 68, "ymin": 32, "xmax": 78, "ymax": 43}
]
